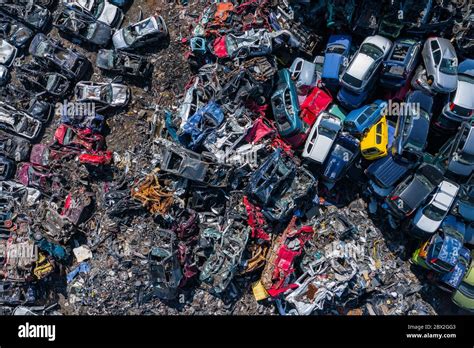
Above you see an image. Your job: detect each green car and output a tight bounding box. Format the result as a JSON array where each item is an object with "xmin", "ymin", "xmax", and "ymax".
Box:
[
  {"xmin": 328, "ymin": 104, "xmax": 346, "ymax": 122},
  {"xmin": 452, "ymin": 252, "xmax": 474, "ymax": 311},
  {"xmin": 410, "ymin": 240, "xmax": 430, "ymax": 269}
]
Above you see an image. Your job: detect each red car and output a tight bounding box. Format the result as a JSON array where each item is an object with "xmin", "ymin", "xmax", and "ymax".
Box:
[
  {"xmin": 53, "ymin": 124, "xmax": 112, "ymax": 165},
  {"xmin": 299, "ymin": 86, "xmax": 333, "ymax": 126}
]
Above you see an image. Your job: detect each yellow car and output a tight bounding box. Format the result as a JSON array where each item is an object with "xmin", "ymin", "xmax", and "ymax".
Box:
[{"xmin": 360, "ymin": 116, "xmax": 389, "ymax": 160}]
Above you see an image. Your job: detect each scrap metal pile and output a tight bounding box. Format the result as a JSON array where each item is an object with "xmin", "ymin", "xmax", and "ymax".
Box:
[{"xmin": 0, "ymin": 0, "xmax": 473, "ymax": 315}]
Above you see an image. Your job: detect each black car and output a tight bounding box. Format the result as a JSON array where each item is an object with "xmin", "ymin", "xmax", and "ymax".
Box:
[
  {"xmin": 29, "ymin": 33, "xmax": 90, "ymax": 80},
  {"xmin": 391, "ymin": 90, "xmax": 432, "ymax": 160},
  {"xmin": 0, "ymin": 13, "xmax": 34, "ymax": 48},
  {"xmin": 53, "ymin": 7, "xmax": 112, "ymax": 47},
  {"xmin": 0, "ymin": 3, "xmax": 51, "ymax": 32},
  {"xmin": 385, "ymin": 163, "xmax": 444, "ymax": 218},
  {"xmin": 17, "ymin": 63, "xmax": 70, "ymax": 97},
  {"xmin": 0, "ymin": 155, "xmax": 14, "ymax": 181},
  {"xmin": 352, "ymin": 0, "xmax": 383, "ymax": 37},
  {"xmin": 0, "ymin": 129, "xmax": 32, "ymax": 162},
  {"xmin": 322, "ymin": 133, "xmax": 360, "ymax": 183},
  {"xmin": 96, "ymin": 49, "xmax": 152, "ymax": 77}
]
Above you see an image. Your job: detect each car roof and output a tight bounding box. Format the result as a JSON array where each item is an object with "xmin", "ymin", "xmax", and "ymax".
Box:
[
  {"xmin": 347, "ymin": 53, "xmax": 375, "ymax": 80},
  {"xmin": 400, "ymin": 176, "xmax": 431, "ymax": 208}
]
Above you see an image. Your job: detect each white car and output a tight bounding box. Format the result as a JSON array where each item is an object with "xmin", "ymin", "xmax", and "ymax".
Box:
[
  {"xmin": 0, "ymin": 39, "xmax": 17, "ymax": 67},
  {"xmin": 75, "ymin": 81, "xmax": 130, "ymax": 108},
  {"xmin": 413, "ymin": 180, "xmax": 460, "ymax": 234},
  {"xmin": 63, "ymin": 0, "xmax": 124, "ymax": 28},
  {"xmin": 303, "ymin": 113, "xmax": 341, "ymax": 164},
  {"xmin": 113, "ymin": 16, "xmax": 168, "ymax": 50}
]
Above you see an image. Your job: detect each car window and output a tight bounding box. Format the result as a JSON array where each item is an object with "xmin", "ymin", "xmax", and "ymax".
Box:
[
  {"xmin": 376, "ymin": 122, "xmax": 383, "ymax": 134},
  {"xmin": 440, "ymin": 58, "xmax": 457, "ymax": 75},
  {"xmin": 327, "ymin": 45, "xmax": 346, "ymax": 54},
  {"xmin": 430, "ymin": 40, "xmax": 440, "ymax": 51},
  {"xmin": 342, "ymin": 73, "xmax": 362, "ymax": 88},
  {"xmin": 360, "ymin": 43, "xmax": 383, "ymax": 60},
  {"xmin": 433, "ymin": 49, "xmax": 441, "ymax": 65},
  {"xmin": 376, "ymin": 135, "xmax": 382, "ymax": 144}
]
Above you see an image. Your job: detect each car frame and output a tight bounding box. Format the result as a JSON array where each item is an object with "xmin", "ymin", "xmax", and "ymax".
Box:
[
  {"xmin": 112, "ymin": 15, "xmax": 168, "ymax": 51},
  {"xmin": 29, "ymin": 33, "xmax": 90, "ymax": 81},
  {"xmin": 0, "ymin": 102, "xmax": 42, "ymax": 140},
  {"xmin": 75, "ymin": 81, "xmax": 131, "ymax": 109}
]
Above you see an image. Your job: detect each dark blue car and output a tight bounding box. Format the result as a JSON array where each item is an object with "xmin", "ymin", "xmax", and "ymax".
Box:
[
  {"xmin": 344, "ymin": 99, "xmax": 387, "ymax": 136},
  {"xmin": 366, "ymin": 153, "xmax": 416, "ymax": 190},
  {"xmin": 322, "ymin": 133, "xmax": 360, "ymax": 183},
  {"xmin": 321, "ymin": 35, "xmax": 351, "ymax": 88},
  {"xmin": 380, "ymin": 38, "xmax": 421, "ymax": 89},
  {"xmin": 391, "ymin": 91, "xmax": 432, "ymax": 159}
]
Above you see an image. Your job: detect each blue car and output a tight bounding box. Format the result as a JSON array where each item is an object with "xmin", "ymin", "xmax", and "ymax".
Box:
[
  {"xmin": 321, "ymin": 133, "xmax": 360, "ymax": 183},
  {"xmin": 380, "ymin": 38, "xmax": 421, "ymax": 89},
  {"xmin": 426, "ymin": 232, "xmax": 463, "ymax": 273},
  {"xmin": 439, "ymin": 247, "xmax": 471, "ymax": 292},
  {"xmin": 270, "ymin": 69, "xmax": 304, "ymax": 137},
  {"xmin": 344, "ymin": 99, "xmax": 387, "ymax": 136},
  {"xmin": 321, "ymin": 35, "xmax": 351, "ymax": 88},
  {"xmin": 180, "ymin": 101, "xmax": 224, "ymax": 150}
]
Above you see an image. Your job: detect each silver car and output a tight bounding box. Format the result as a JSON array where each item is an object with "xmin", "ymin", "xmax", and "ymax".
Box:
[
  {"xmin": 442, "ymin": 59, "xmax": 474, "ymax": 122},
  {"xmin": 422, "ymin": 37, "xmax": 458, "ymax": 93}
]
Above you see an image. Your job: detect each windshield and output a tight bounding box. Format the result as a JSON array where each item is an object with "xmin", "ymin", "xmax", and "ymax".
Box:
[
  {"xmin": 102, "ymin": 84, "xmax": 113, "ymax": 103},
  {"xmin": 440, "ymin": 58, "xmax": 457, "ymax": 75},
  {"xmin": 360, "ymin": 43, "xmax": 383, "ymax": 60},
  {"xmin": 92, "ymin": 0, "xmax": 105, "ymax": 17},
  {"xmin": 319, "ymin": 124, "xmax": 337, "ymax": 138},
  {"xmin": 423, "ymin": 204, "xmax": 446, "ymax": 221},
  {"xmin": 342, "ymin": 73, "xmax": 362, "ymax": 88},
  {"xmin": 122, "ymin": 26, "xmax": 137, "ymax": 45},
  {"xmin": 35, "ymin": 41, "xmax": 51, "ymax": 56},
  {"xmin": 327, "ymin": 44, "xmax": 346, "ymax": 54}
]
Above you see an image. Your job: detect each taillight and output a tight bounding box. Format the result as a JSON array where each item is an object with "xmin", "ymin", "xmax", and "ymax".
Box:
[{"xmin": 449, "ymin": 103, "xmax": 455, "ymax": 111}]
